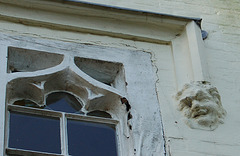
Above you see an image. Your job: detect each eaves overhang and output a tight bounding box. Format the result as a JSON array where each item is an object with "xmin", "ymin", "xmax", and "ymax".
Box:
[
  {"xmin": 57, "ymin": 0, "xmax": 202, "ymax": 28},
  {"xmin": 0, "ymin": 0, "xmax": 204, "ymax": 43}
]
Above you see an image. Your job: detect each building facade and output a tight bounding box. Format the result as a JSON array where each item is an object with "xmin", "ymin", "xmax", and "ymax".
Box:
[{"xmin": 0, "ymin": 0, "xmax": 239, "ymax": 156}]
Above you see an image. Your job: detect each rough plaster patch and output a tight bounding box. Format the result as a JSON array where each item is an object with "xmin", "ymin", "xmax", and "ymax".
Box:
[{"xmin": 175, "ymin": 81, "xmax": 226, "ymax": 130}]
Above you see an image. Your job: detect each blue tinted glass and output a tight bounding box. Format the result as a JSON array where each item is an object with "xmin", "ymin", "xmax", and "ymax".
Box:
[
  {"xmin": 9, "ymin": 112, "xmax": 61, "ymax": 154},
  {"xmin": 67, "ymin": 120, "xmax": 117, "ymax": 156},
  {"xmin": 46, "ymin": 92, "xmax": 82, "ymax": 114}
]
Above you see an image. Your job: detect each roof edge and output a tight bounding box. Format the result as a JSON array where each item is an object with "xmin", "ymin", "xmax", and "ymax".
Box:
[{"xmin": 61, "ymin": 0, "xmax": 202, "ymax": 28}]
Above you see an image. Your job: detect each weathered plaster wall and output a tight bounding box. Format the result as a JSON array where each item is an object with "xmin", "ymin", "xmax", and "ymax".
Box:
[
  {"xmin": 68, "ymin": 1, "xmax": 240, "ymax": 155},
  {"xmin": 145, "ymin": 1, "xmax": 240, "ymax": 156},
  {"xmin": 0, "ymin": 1, "xmax": 240, "ymax": 156},
  {"xmin": 119, "ymin": 1, "xmax": 239, "ymax": 155}
]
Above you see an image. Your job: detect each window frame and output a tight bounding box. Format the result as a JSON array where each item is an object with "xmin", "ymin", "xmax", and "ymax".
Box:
[
  {"xmin": 4, "ymin": 44, "xmax": 124, "ymax": 156},
  {"xmin": 6, "ymin": 103, "xmax": 119, "ymax": 156}
]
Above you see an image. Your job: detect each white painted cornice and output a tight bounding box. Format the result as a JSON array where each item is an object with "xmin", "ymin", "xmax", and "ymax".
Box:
[{"xmin": 0, "ymin": 0, "xmax": 200, "ymax": 44}]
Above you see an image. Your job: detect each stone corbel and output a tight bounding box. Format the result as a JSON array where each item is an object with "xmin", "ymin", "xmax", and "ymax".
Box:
[{"xmin": 175, "ymin": 81, "xmax": 226, "ymax": 130}]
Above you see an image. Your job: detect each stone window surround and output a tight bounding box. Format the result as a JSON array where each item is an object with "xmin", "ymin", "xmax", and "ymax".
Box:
[{"xmin": 0, "ymin": 34, "xmax": 164, "ymax": 156}]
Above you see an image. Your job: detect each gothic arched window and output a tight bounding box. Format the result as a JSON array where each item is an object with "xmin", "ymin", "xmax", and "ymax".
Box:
[{"xmin": 5, "ymin": 47, "xmax": 127, "ymax": 156}]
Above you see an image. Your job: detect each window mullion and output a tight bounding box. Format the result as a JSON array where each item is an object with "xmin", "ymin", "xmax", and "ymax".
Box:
[
  {"xmin": 61, "ymin": 113, "xmax": 68, "ymax": 156},
  {"xmin": 1, "ymin": 45, "xmax": 9, "ymax": 156}
]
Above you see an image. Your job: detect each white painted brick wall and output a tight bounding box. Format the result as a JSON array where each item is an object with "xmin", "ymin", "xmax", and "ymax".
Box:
[
  {"xmin": 1, "ymin": 0, "xmax": 239, "ymax": 155},
  {"xmin": 72, "ymin": 0, "xmax": 240, "ymax": 155}
]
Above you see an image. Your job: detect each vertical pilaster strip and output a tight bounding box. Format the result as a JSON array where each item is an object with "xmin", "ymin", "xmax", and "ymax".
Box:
[{"xmin": 186, "ymin": 21, "xmax": 209, "ymax": 81}]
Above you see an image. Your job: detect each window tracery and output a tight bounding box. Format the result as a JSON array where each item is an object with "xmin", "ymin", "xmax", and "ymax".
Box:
[{"xmin": 5, "ymin": 47, "xmax": 127, "ymax": 156}]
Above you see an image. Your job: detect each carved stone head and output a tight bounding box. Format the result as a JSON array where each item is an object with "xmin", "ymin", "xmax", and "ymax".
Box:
[{"xmin": 175, "ymin": 81, "xmax": 226, "ymax": 130}]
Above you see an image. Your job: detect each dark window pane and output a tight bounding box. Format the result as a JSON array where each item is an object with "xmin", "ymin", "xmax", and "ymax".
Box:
[
  {"xmin": 13, "ymin": 100, "xmax": 42, "ymax": 108},
  {"xmin": 46, "ymin": 92, "xmax": 83, "ymax": 114},
  {"xmin": 67, "ymin": 120, "xmax": 118, "ymax": 156},
  {"xmin": 87, "ymin": 110, "xmax": 112, "ymax": 118},
  {"xmin": 8, "ymin": 112, "xmax": 61, "ymax": 154}
]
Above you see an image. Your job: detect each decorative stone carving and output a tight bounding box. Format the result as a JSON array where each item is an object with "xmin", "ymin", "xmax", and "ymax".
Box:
[
  {"xmin": 175, "ymin": 81, "xmax": 226, "ymax": 130},
  {"xmin": 6, "ymin": 66, "xmax": 125, "ymax": 115},
  {"xmin": 6, "ymin": 47, "xmax": 127, "ymax": 117}
]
